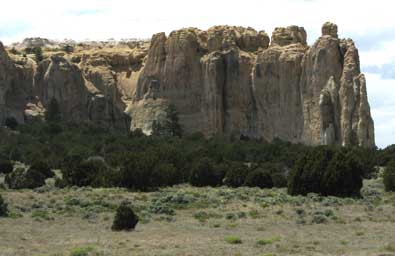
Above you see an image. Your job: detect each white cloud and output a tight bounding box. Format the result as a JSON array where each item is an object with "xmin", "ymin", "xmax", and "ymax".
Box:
[
  {"xmin": 1, "ymin": 0, "xmax": 395, "ymax": 147},
  {"xmin": 360, "ymin": 40, "xmax": 395, "ymax": 67},
  {"xmin": 1, "ymin": 0, "xmax": 394, "ymax": 44},
  {"xmin": 365, "ymin": 73, "xmax": 395, "ymax": 148}
]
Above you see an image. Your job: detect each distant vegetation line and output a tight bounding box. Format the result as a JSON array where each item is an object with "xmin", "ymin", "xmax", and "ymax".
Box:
[{"xmin": 0, "ymin": 116, "xmax": 395, "ymax": 196}]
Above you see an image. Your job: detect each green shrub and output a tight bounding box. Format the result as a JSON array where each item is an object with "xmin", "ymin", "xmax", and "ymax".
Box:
[
  {"xmin": 288, "ymin": 147, "xmax": 363, "ymax": 197},
  {"xmin": 323, "ymin": 149, "xmax": 363, "ymax": 197},
  {"xmin": 29, "ymin": 161, "xmax": 54, "ymax": 179},
  {"xmin": 288, "ymin": 146, "xmax": 334, "ymax": 196},
  {"xmin": 45, "ymin": 98, "xmax": 61, "ymax": 122},
  {"xmin": 31, "ymin": 210, "xmax": 52, "ymax": 221},
  {"xmin": 0, "ymin": 160, "xmax": 13, "ymax": 174},
  {"xmin": 244, "ymin": 168, "xmax": 273, "ymax": 188},
  {"xmin": 189, "ymin": 158, "xmax": 221, "ymax": 187},
  {"xmin": 150, "ymin": 163, "xmax": 178, "ymax": 187},
  {"xmin": 23, "ymin": 168, "xmax": 47, "ymax": 189},
  {"xmin": 256, "ymin": 236, "xmax": 281, "ymax": 246},
  {"xmin": 9, "ymin": 47, "xmax": 19, "ymax": 55},
  {"xmin": 223, "ymin": 162, "xmax": 249, "ymax": 187},
  {"xmin": 224, "ymin": 235, "xmax": 242, "ymax": 244},
  {"xmin": 54, "ymin": 177, "xmax": 68, "ymax": 188},
  {"xmin": 384, "ymin": 160, "xmax": 395, "ymax": 192},
  {"xmin": 0, "ymin": 195, "xmax": 8, "ymax": 217},
  {"xmin": 264, "ymin": 163, "xmax": 288, "ymax": 188},
  {"xmin": 5, "ymin": 168, "xmax": 46, "ymax": 189},
  {"xmin": 62, "ymin": 45, "xmax": 74, "ymax": 53},
  {"xmin": 5, "ymin": 168, "xmax": 25, "ymax": 189},
  {"xmin": 120, "ymin": 152, "xmax": 157, "ymax": 191},
  {"xmin": 62, "ymin": 158, "xmax": 117, "ymax": 187},
  {"xmin": 33, "ymin": 47, "xmax": 43, "ymax": 62},
  {"xmin": 4, "ymin": 117, "xmax": 18, "ymax": 130},
  {"xmin": 112, "ymin": 202, "xmax": 139, "ymax": 231},
  {"xmin": 311, "ymin": 212, "xmax": 328, "ymax": 224},
  {"xmin": 69, "ymin": 245, "xmax": 95, "ymax": 256}
]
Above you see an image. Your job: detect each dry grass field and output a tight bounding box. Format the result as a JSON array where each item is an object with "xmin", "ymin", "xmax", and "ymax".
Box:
[{"xmin": 1, "ymin": 176, "xmax": 395, "ymax": 256}]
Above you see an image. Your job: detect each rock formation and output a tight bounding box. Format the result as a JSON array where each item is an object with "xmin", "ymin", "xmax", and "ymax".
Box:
[{"xmin": 0, "ymin": 22, "xmax": 375, "ymax": 147}]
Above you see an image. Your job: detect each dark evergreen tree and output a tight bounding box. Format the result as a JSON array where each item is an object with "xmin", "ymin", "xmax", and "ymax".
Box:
[
  {"xmin": 120, "ymin": 152, "xmax": 158, "ymax": 191},
  {"xmin": 151, "ymin": 120, "xmax": 163, "ymax": 136},
  {"xmin": 62, "ymin": 158, "xmax": 116, "ymax": 187},
  {"xmin": 112, "ymin": 202, "xmax": 139, "ymax": 231},
  {"xmin": 33, "ymin": 47, "xmax": 43, "ymax": 62},
  {"xmin": 0, "ymin": 160, "xmax": 13, "ymax": 174},
  {"xmin": 384, "ymin": 160, "xmax": 395, "ymax": 192},
  {"xmin": 288, "ymin": 147, "xmax": 334, "ymax": 196},
  {"xmin": 288, "ymin": 147, "xmax": 364, "ymax": 197},
  {"xmin": 189, "ymin": 157, "xmax": 220, "ymax": 187},
  {"xmin": 323, "ymin": 149, "xmax": 363, "ymax": 197},
  {"xmin": 164, "ymin": 104, "xmax": 182, "ymax": 137},
  {"xmin": 0, "ymin": 195, "xmax": 8, "ymax": 217},
  {"xmin": 244, "ymin": 168, "xmax": 274, "ymax": 188},
  {"xmin": 29, "ymin": 161, "xmax": 54, "ymax": 179},
  {"xmin": 45, "ymin": 98, "xmax": 61, "ymax": 122},
  {"xmin": 223, "ymin": 162, "xmax": 249, "ymax": 187},
  {"xmin": 62, "ymin": 45, "xmax": 74, "ymax": 53},
  {"xmin": 4, "ymin": 117, "xmax": 18, "ymax": 130},
  {"xmin": 150, "ymin": 163, "xmax": 178, "ymax": 187},
  {"xmin": 5, "ymin": 168, "xmax": 46, "ymax": 189}
]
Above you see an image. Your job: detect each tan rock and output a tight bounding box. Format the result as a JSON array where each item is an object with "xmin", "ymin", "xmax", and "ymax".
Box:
[
  {"xmin": 271, "ymin": 26, "xmax": 307, "ymax": 46},
  {"xmin": 129, "ymin": 23, "xmax": 374, "ymax": 147},
  {"xmin": 322, "ymin": 22, "xmax": 338, "ymax": 38},
  {"xmin": 0, "ymin": 23, "xmax": 376, "ymax": 147}
]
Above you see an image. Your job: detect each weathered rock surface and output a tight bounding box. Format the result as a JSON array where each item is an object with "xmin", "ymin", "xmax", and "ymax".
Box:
[
  {"xmin": 0, "ymin": 22, "xmax": 375, "ymax": 147},
  {"xmin": 130, "ymin": 22, "xmax": 375, "ymax": 147},
  {"xmin": 0, "ymin": 42, "xmax": 35, "ymax": 123}
]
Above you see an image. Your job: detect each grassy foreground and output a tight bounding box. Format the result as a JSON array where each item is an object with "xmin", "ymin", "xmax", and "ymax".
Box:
[{"xmin": 0, "ymin": 176, "xmax": 395, "ymax": 256}]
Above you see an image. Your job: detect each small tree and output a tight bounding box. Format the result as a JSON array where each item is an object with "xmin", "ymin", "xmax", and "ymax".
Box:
[
  {"xmin": 120, "ymin": 152, "xmax": 157, "ymax": 191},
  {"xmin": 288, "ymin": 147, "xmax": 364, "ymax": 197},
  {"xmin": 33, "ymin": 47, "xmax": 43, "ymax": 62},
  {"xmin": 384, "ymin": 160, "xmax": 395, "ymax": 192},
  {"xmin": 244, "ymin": 168, "xmax": 273, "ymax": 189},
  {"xmin": 164, "ymin": 104, "xmax": 182, "ymax": 137},
  {"xmin": 5, "ymin": 168, "xmax": 46, "ymax": 189},
  {"xmin": 223, "ymin": 162, "xmax": 249, "ymax": 188},
  {"xmin": 150, "ymin": 163, "xmax": 178, "ymax": 187},
  {"xmin": 288, "ymin": 147, "xmax": 334, "ymax": 196},
  {"xmin": 63, "ymin": 158, "xmax": 115, "ymax": 187},
  {"xmin": 23, "ymin": 168, "xmax": 47, "ymax": 189},
  {"xmin": 9, "ymin": 47, "xmax": 19, "ymax": 55},
  {"xmin": 62, "ymin": 45, "xmax": 74, "ymax": 53},
  {"xmin": 323, "ymin": 149, "xmax": 363, "ymax": 197},
  {"xmin": 112, "ymin": 202, "xmax": 139, "ymax": 231},
  {"xmin": 29, "ymin": 161, "xmax": 54, "ymax": 179},
  {"xmin": 45, "ymin": 98, "xmax": 61, "ymax": 122},
  {"xmin": 151, "ymin": 120, "xmax": 163, "ymax": 136},
  {"xmin": 4, "ymin": 117, "xmax": 18, "ymax": 130},
  {"xmin": 0, "ymin": 195, "xmax": 8, "ymax": 217},
  {"xmin": 189, "ymin": 158, "xmax": 220, "ymax": 187},
  {"xmin": 0, "ymin": 160, "xmax": 13, "ymax": 174}
]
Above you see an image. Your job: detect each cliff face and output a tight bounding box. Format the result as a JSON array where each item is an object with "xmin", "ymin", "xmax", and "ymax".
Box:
[
  {"xmin": 130, "ymin": 22, "xmax": 374, "ymax": 147},
  {"xmin": 0, "ymin": 22, "xmax": 375, "ymax": 147}
]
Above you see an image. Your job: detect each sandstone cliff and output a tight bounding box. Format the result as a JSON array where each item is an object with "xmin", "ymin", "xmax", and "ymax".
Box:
[{"xmin": 0, "ymin": 22, "xmax": 375, "ymax": 147}]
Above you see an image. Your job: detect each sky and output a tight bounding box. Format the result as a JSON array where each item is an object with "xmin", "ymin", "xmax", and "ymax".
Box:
[{"xmin": 0, "ymin": 0, "xmax": 394, "ymax": 148}]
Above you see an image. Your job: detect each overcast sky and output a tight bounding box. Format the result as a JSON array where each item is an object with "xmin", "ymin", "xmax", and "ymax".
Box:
[{"xmin": 1, "ymin": 0, "xmax": 394, "ymax": 148}]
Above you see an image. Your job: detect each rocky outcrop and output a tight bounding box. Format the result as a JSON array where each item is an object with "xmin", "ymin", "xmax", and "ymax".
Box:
[
  {"xmin": 0, "ymin": 22, "xmax": 375, "ymax": 147},
  {"xmin": 0, "ymin": 42, "xmax": 35, "ymax": 123},
  {"xmin": 32, "ymin": 55, "xmax": 130, "ymax": 129},
  {"xmin": 129, "ymin": 23, "xmax": 375, "ymax": 147}
]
